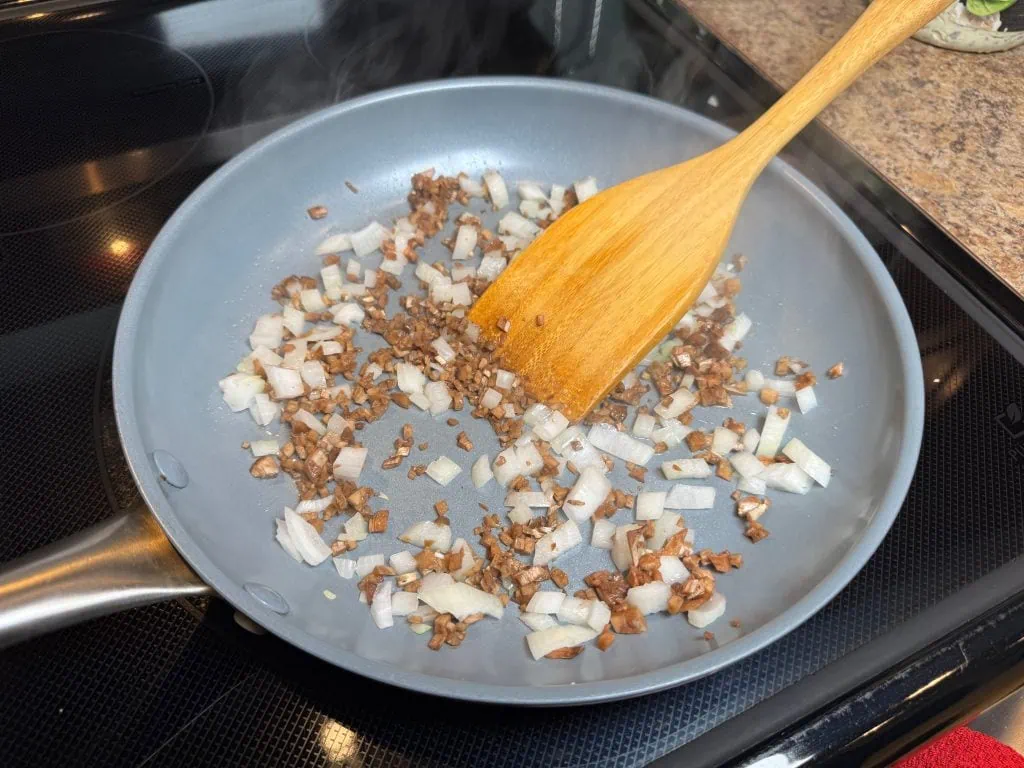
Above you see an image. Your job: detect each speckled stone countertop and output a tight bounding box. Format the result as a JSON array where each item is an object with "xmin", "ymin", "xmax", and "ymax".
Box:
[{"xmin": 680, "ymin": 0, "xmax": 1024, "ymax": 297}]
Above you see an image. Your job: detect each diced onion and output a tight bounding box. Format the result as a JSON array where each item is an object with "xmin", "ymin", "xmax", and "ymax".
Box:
[
  {"xmin": 587, "ymin": 600, "xmax": 611, "ymax": 632},
  {"xmin": 425, "ymin": 381, "xmax": 452, "ymax": 415},
  {"xmin": 250, "ymin": 440, "xmax": 279, "ymax": 457},
  {"xmin": 534, "ymin": 519, "xmax": 582, "ymax": 567},
  {"xmin": 326, "ymin": 413, "xmax": 353, "ymax": 434},
  {"xmin": 756, "ymin": 406, "xmax": 791, "ymax": 457},
  {"xmin": 333, "ymin": 557, "xmax": 356, "ymax": 579},
  {"xmin": 300, "ymin": 289, "xmax": 326, "ymax": 313},
  {"xmin": 573, "ymin": 176, "xmax": 599, "ymax": 203},
  {"xmin": 333, "ymin": 446, "xmax": 367, "ymax": 481},
  {"xmin": 471, "ymin": 455, "xmax": 493, "ymax": 489},
  {"xmin": 764, "ymin": 378, "xmax": 797, "ymax": 395},
  {"xmin": 350, "ymin": 221, "xmax": 389, "ymax": 257},
  {"xmin": 563, "ymin": 466, "xmax": 612, "ymax": 522},
  {"xmin": 519, "ymin": 199, "xmax": 552, "ymax": 220},
  {"xmin": 548, "ymin": 184, "xmax": 566, "ymax": 216},
  {"xmin": 396, "ymin": 362, "xmax": 426, "ymax": 394},
  {"xmin": 526, "ymin": 591, "xmax": 565, "ymax": 614},
  {"xmin": 451, "ymin": 264, "xmax": 475, "ymax": 282},
  {"xmin": 517, "ymin": 181, "xmax": 547, "ymax": 201},
  {"xmin": 431, "ymin": 282, "xmax": 473, "ymax": 306},
  {"xmin": 611, "ymin": 524, "xmax": 643, "ymax": 571},
  {"xmin": 661, "ymin": 458, "xmax": 710, "ymax": 480},
  {"xmin": 431, "ymin": 337, "xmax": 456, "ymax": 363},
  {"xmin": 426, "ymin": 456, "xmax": 461, "ymax": 486},
  {"xmin": 248, "ymin": 393, "xmax": 279, "ymax": 426},
  {"xmin": 626, "ymin": 582, "xmax": 671, "ymax": 615},
  {"xmin": 419, "ymin": 572, "xmax": 454, "ymax": 592},
  {"xmin": 276, "ymin": 519, "xmax": 304, "ymax": 563},
  {"xmin": 557, "ymin": 596, "xmax": 592, "ymax": 626},
  {"xmin": 719, "ymin": 313, "xmax": 752, "ymax": 351},
  {"xmin": 379, "ymin": 251, "xmax": 407, "ymax": 276},
  {"xmin": 281, "ymin": 339, "xmax": 307, "ymax": 370},
  {"xmin": 247, "ymin": 345, "xmax": 283, "ymax": 370},
  {"xmin": 458, "ymin": 173, "xmax": 485, "ymax": 198},
  {"xmin": 282, "ymin": 304, "xmax": 306, "ymax": 337},
  {"xmin": 300, "ymin": 361, "xmax": 328, "ymax": 389},
  {"xmin": 451, "ymin": 225, "xmax": 478, "ymax": 260},
  {"xmin": 632, "ymin": 413, "xmax": 656, "ymax": 439},
  {"xmin": 391, "ymin": 591, "xmax": 419, "ymax": 617},
  {"xmin": 688, "ymin": 592, "xmax": 726, "ymax": 628},
  {"xmin": 302, "ymin": 325, "xmax": 342, "ymax": 342},
  {"xmin": 591, "ymin": 518, "xmax": 615, "ymax": 550},
  {"xmin": 492, "ymin": 447, "xmax": 522, "ymax": 487},
  {"xmin": 508, "ymin": 504, "xmax": 533, "ymax": 525},
  {"xmin": 497, "ymin": 212, "xmax": 540, "ymax": 239},
  {"xmin": 515, "ymin": 441, "xmax": 543, "ymax": 476},
  {"xmin": 495, "ymin": 369, "xmax": 516, "ymax": 390},
  {"xmin": 796, "ymin": 386, "xmax": 818, "ymax": 413},
  {"xmin": 588, "ymin": 423, "xmax": 654, "ymax": 465},
  {"xmin": 659, "ymin": 556, "xmax": 689, "ymax": 585},
  {"xmin": 419, "ymin": 582, "xmax": 504, "ymax": 620},
  {"xmin": 389, "ymin": 551, "xmax": 418, "ymax": 575},
  {"xmin": 665, "ymin": 485, "xmax": 716, "ymax": 510},
  {"xmin": 264, "ymin": 366, "xmax": 304, "ymax": 400},
  {"xmin": 283, "ymin": 507, "xmax": 331, "ymax": 565},
  {"xmin": 410, "ymin": 392, "xmax": 431, "ymax": 410},
  {"xmin": 654, "ymin": 387, "xmax": 697, "ymax": 419},
  {"xmin": 337, "ymin": 512, "xmax": 367, "ymax": 543},
  {"xmin": 782, "ymin": 438, "xmax": 832, "ymax": 487},
  {"xmin": 635, "ymin": 491, "xmax": 666, "ymax": 521},
  {"xmin": 345, "ymin": 258, "xmax": 361, "ymax": 282},
  {"xmin": 652, "ymin": 421, "xmax": 692, "ymax": 448},
  {"xmin": 742, "ymin": 428, "xmax": 760, "ymax": 453},
  {"xmin": 520, "ymin": 612, "xmax": 558, "ymax": 632},
  {"xmin": 331, "ymin": 302, "xmax": 365, "ymax": 327},
  {"xmin": 371, "ymin": 580, "xmax": 393, "ymax": 629},
  {"xmin": 647, "ymin": 512, "xmax": 685, "ymax": 552},
  {"xmin": 357, "ymin": 553, "xmax": 386, "ymax": 578},
  {"xmin": 316, "ymin": 232, "xmax": 353, "ymax": 255},
  {"xmin": 477, "ymin": 254, "xmax": 506, "ymax": 282},
  {"xmin": 219, "ymin": 373, "xmax": 266, "ymax": 412},
  {"xmin": 529, "ymin": 407, "xmax": 569, "ymax": 442},
  {"xmin": 249, "ymin": 314, "xmax": 284, "ymax": 350},
  {"xmin": 399, "ymin": 520, "xmax": 452, "ymax": 551},
  {"xmin": 729, "ymin": 451, "xmax": 765, "ymax": 479},
  {"xmin": 745, "ymin": 370, "xmax": 765, "ymax": 391},
  {"xmin": 711, "ymin": 427, "xmax": 741, "ymax": 455},
  {"xmin": 483, "ymin": 170, "xmax": 509, "ymax": 209},
  {"xmin": 737, "ymin": 475, "xmax": 767, "ymax": 495},
  {"xmin": 337, "ymin": 282, "xmax": 367, "ymax": 299},
  {"xmin": 448, "ymin": 539, "xmax": 478, "ymax": 582},
  {"xmin": 526, "ymin": 625, "xmax": 597, "ymax": 660},
  {"xmin": 762, "ymin": 463, "xmax": 815, "ymax": 494}
]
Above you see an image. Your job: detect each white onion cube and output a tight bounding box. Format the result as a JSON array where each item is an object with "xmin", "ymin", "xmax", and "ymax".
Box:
[
  {"xmin": 665, "ymin": 485, "xmax": 715, "ymax": 510},
  {"xmin": 635, "ymin": 491, "xmax": 666, "ymax": 521}
]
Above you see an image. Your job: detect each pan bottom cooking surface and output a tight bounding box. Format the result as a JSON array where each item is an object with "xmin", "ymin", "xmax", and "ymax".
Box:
[{"xmin": 2, "ymin": 0, "xmax": 1023, "ymax": 765}]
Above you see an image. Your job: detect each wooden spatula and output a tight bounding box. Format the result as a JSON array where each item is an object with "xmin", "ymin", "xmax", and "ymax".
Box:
[{"xmin": 470, "ymin": 0, "xmax": 949, "ymax": 421}]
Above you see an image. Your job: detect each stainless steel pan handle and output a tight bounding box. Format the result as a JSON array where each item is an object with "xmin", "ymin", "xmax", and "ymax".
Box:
[{"xmin": 0, "ymin": 501, "xmax": 212, "ymax": 647}]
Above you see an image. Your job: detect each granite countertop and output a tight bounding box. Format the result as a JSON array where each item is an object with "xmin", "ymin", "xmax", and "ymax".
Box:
[{"xmin": 680, "ymin": 0, "xmax": 1024, "ymax": 297}]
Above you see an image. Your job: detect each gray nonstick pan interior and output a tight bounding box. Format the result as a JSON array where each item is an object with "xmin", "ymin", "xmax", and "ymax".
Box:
[{"xmin": 113, "ymin": 77, "xmax": 924, "ymax": 705}]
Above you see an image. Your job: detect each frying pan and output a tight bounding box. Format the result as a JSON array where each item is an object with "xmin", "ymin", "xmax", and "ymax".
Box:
[{"xmin": 0, "ymin": 78, "xmax": 924, "ymax": 705}]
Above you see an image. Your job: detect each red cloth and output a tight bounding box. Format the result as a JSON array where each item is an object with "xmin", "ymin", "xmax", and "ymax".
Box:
[{"xmin": 895, "ymin": 726, "xmax": 1024, "ymax": 768}]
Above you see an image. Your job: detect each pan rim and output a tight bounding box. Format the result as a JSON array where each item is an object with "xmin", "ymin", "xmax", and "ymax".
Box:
[{"xmin": 113, "ymin": 76, "xmax": 924, "ymax": 706}]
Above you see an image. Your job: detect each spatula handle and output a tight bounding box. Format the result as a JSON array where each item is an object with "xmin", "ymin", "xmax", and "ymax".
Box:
[{"xmin": 737, "ymin": 0, "xmax": 951, "ymax": 169}]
